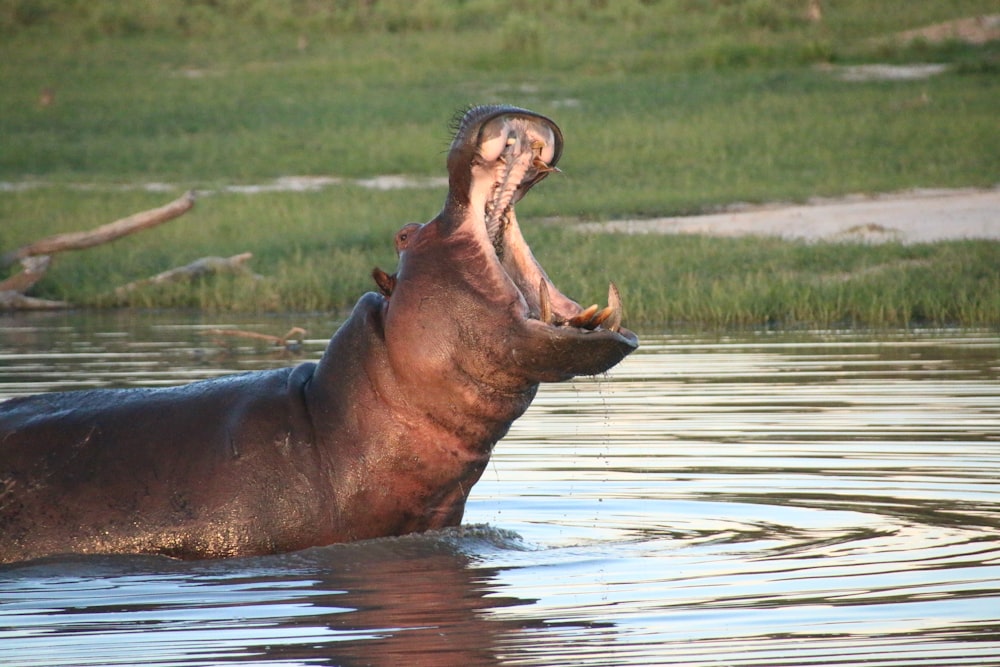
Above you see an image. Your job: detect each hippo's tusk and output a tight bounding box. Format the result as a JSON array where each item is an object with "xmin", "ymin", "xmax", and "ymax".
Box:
[
  {"xmin": 539, "ymin": 279, "xmax": 553, "ymax": 325},
  {"xmin": 606, "ymin": 282, "xmax": 623, "ymax": 333},
  {"xmin": 567, "ymin": 304, "xmax": 600, "ymax": 329},
  {"xmin": 591, "ymin": 305, "xmax": 615, "ymax": 329},
  {"xmin": 589, "ymin": 284, "xmax": 623, "ymax": 332},
  {"xmin": 531, "ymin": 157, "xmax": 560, "ymax": 174},
  {"xmin": 560, "ymin": 284, "xmax": 622, "ymax": 332}
]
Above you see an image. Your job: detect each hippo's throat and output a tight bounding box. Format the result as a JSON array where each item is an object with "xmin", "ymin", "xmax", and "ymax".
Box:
[{"xmin": 479, "ymin": 126, "xmax": 556, "ymax": 262}]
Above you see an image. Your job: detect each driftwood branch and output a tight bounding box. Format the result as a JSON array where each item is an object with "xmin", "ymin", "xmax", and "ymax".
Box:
[
  {"xmin": 0, "ymin": 257, "xmax": 69, "ymax": 310},
  {"xmin": 0, "ymin": 292, "xmax": 69, "ymax": 311},
  {"xmin": 112, "ymin": 252, "xmax": 256, "ymax": 299},
  {"xmin": 0, "ymin": 256, "xmax": 52, "ymax": 294},
  {"xmin": 1, "ymin": 191, "xmax": 195, "ymax": 269},
  {"xmin": 203, "ymin": 327, "xmax": 307, "ymax": 349}
]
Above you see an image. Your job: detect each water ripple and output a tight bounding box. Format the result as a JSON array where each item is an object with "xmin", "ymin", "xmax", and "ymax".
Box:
[{"xmin": 1, "ymin": 316, "xmax": 999, "ymax": 665}]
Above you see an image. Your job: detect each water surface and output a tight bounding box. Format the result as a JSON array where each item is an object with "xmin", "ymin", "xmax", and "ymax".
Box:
[{"xmin": 1, "ymin": 311, "xmax": 998, "ymax": 666}]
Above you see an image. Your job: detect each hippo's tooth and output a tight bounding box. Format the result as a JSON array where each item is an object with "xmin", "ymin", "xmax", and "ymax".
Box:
[
  {"xmin": 591, "ymin": 305, "xmax": 615, "ymax": 329},
  {"xmin": 530, "ymin": 138, "xmax": 560, "ymax": 174},
  {"xmin": 539, "ymin": 279, "xmax": 553, "ymax": 324},
  {"xmin": 606, "ymin": 282, "xmax": 623, "ymax": 333},
  {"xmin": 485, "ymin": 134, "xmax": 536, "ymax": 246},
  {"xmin": 563, "ymin": 284, "xmax": 623, "ymax": 332},
  {"xmin": 531, "ymin": 157, "xmax": 560, "ymax": 174},
  {"xmin": 567, "ymin": 304, "xmax": 599, "ymax": 329}
]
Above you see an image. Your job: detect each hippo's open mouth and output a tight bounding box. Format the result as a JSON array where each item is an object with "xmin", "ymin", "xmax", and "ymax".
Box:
[
  {"xmin": 382, "ymin": 105, "xmax": 637, "ymax": 383},
  {"xmin": 457, "ymin": 105, "xmax": 637, "ymax": 348}
]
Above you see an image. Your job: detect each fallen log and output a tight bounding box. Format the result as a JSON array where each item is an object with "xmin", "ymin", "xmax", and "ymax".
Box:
[
  {"xmin": 0, "ymin": 256, "xmax": 51, "ymax": 294},
  {"xmin": 203, "ymin": 326, "xmax": 307, "ymax": 350},
  {"xmin": 0, "ymin": 291, "xmax": 69, "ymax": 311},
  {"xmin": 1, "ymin": 191, "xmax": 195, "ymax": 270},
  {"xmin": 112, "ymin": 252, "xmax": 256, "ymax": 299}
]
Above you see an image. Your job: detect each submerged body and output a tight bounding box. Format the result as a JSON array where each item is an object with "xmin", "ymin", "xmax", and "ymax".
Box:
[{"xmin": 0, "ymin": 105, "xmax": 637, "ymax": 563}]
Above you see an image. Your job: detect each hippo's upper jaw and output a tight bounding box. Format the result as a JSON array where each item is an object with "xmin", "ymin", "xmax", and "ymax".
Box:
[{"xmin": 388, "ymin": 105, "xmax": 638, "ymax": 391}]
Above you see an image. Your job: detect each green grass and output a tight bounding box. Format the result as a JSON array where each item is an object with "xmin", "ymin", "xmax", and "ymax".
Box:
[
  {"xmin": 1, "ymin": 0, "xmax": 998, "ymax": 327},
  {"xmin": 550, "ymin": 230, "xmax": 1000, "ymax": 328},
  {"xmin": 3, "ymin": 187, "xmax": 997, "ymax": 328}
]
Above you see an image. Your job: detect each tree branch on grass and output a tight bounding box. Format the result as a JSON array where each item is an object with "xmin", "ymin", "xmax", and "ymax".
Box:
[
  {"xmin": 1, "ymin": 191, "xmax": 196, "ymax": 270},
  {"xmin": 0, "ymin": 256, "xmax": 52, "ymax": 294},
  {"xmin": 1, "ymin": 193, "xmax": 203, "ymax": 309},
  {"xmin": 112, "ymin": 252, "xmax": 258, "ymax": 301},
  {"xmin": 0, "ymin": 257, "xmax": 70, "ymax": 310},
  {"xmin": 203, "ymin": 326, "xmax": 307, "ymax": 350},
  {"xmin": 0, "ymin": 292, "xmax": 69, "ymax": 310}
]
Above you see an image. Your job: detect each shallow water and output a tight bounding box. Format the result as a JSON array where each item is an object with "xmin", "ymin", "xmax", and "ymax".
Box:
[{"xmin": 1, "ymin": 311, "xmax": 998, "ymax": 666}]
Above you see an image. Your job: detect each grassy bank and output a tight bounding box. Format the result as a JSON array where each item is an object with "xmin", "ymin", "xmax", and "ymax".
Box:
[
  {"xmin": 1, "ymin": 1, "xmax": 998, "ymax": 327},
  {"xmin": 3, "ymin": 187, "xmax": 997, "ymax": 328}
]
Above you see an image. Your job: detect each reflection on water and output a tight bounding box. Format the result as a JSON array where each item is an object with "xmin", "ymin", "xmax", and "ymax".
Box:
[{"xmin": 1, "ymin": 311, "xmax": 999, "ymax": 666}]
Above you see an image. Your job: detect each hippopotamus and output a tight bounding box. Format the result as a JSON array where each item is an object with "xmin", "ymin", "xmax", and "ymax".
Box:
[{"xmin": 0, "ymin": 105, "xmax": 638, "ymax": 563}]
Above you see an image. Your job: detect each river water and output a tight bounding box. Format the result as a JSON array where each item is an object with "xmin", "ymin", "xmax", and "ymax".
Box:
[{"xmin": 0, "ymin": 311, "xmax": 998, "ymax": 666}]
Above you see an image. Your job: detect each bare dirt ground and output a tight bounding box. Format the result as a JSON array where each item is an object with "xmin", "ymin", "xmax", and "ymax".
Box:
[
  {"xmin": 575, "ymin": 187, "xmax": 1000, "ymax": 243},
  {"xmin": 892, "ymin": 14, "xmax": 1000, "ymax": 46}
]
